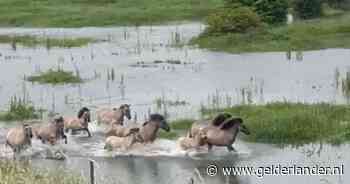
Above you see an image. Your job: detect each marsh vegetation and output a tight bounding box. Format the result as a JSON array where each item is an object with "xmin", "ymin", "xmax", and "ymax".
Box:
[
  {"xmin": 202, "ymin": 102, "xmax": 350, "ymax": 146},
  {"xmin": 0, "ymin": 96, "xmax": 40, "ymax": 121},
  {"xmin": 26, "ymin": 69, "xmax": 83, "ymax": 85},
  {"xmin": 0, "ymin": 35, "xmax": 92, "ymax": 48}
]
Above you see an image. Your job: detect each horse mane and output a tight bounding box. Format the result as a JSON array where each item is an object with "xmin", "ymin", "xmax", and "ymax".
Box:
[
  {"xmin": 220, "ymin": 117, "xmax": 243, "ymax": 130},
  {"xmin": 211, "ymin": 113, "xmax": 232, "ymax": 126},
  {"xmin": 149, "ymin": 113, "xmax": 165, "ymax": 122},
  {"xmin": 77, "ymin": 107, "xmax": 90, "ymax": 118}
]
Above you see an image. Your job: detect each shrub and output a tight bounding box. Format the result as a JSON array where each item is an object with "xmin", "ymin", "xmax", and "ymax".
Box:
[
  {"xmin": 254, "ymin": 0, "xmax": 289, "ymax": 24},
  {"xmin": 224, "ymin": 0, "xmax": 289, "ymax": 24},
  {"xmin": 206, "ymin": 6, "xmax": 262, "ymax": 33},
  {"xmin": 294, "ymin": 0, "xmax": 323, "ymax": 19},
  {"xmin": 326, "ymin": 0, "xmax": 348, "ymax": 8}
]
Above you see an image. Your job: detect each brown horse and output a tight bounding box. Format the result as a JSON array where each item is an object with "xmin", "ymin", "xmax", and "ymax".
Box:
[
  {"xmin": 105, "ymin": 113, "xmax": 170, "ymax": 144},
  {"xmin": 96, "ymin": 104, "xmax": 131, "ymax": 125},
  {"xmin": 189, "ymin": 113, "xmax": 250, "ymax": 152},
  {"xmin": 64, "ymin": 107, "xmax": 92, "ymax": 137},
  {"xmin": 138, "ymin": 114, "xmax": 170, "ymax": 143},
  {"xmin": 32, "ymin": 116, "xmax": 67, "ymax": 145},
  {"xmin": 205, "ymin": 117, "xmax": 250, "ymax": 152},
  {"xmin": 189, "ymin": 113, "xmax": 232, "ymax": 138}
]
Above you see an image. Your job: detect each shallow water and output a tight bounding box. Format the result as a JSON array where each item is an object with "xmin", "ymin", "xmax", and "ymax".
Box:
[{"xmin": 0, "ymin": 23, "xmax": 350, "ymax": 184}]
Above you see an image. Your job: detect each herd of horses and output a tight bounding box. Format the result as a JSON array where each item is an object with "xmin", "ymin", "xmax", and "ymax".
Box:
[{"xmin": 5, "ymin": 104, "xmax": 250, "ymax": 156}]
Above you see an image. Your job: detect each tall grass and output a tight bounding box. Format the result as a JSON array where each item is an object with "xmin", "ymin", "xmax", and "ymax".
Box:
[
  {"xmin": 201, "ymin": 102, "xmax": 350, "ymax": 146},
  {"xmin": 0, "ymin": 160, "xmax": 84, "ymax": 184},
  {"xmin": 341, "ymin": 70, "xmax": 350, "ymax": 98},
  {"xmin": 0, "ymin": 96, "xmax": 39, "ymax": 121}
]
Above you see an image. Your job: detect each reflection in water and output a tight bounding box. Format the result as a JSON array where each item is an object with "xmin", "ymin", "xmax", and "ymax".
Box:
[{"xmin": 31, "ymin": 155, "xmax": 242, "ymax": 184}]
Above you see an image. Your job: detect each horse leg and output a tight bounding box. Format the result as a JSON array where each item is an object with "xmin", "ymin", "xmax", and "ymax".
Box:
[
  {"xmin": 12, "ymin": 147, "xmax": 18, "ymax": 160},
  {"xmin": 85, "ymin": 128, "xmax": 92, "ymax": 137},
  {"xmin": 63, "ymin": 134, "xmax": 68, "ymax": 144},
  {"xmin": 61, "ymin": 131, "xmax": 68, "ymax": 144},
  {"xmin": 227, "ymin": 145, "xmax": 237, "ymax": 152},
  {"xmin": 71, "ymin": 129, "xmax": 77, "ymax": 135},
  {"xmin": 38, "ymin": 136, "xmax": 46, "ymax": 144},
  {"xmin": 207, "ymin": 144, "xmax": 213, "ymax": 152}
]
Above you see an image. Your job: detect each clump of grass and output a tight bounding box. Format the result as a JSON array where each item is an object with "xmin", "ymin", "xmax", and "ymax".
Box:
[
  {"xmin": 0, "ymin": 35, "xmax": 92, "ymax": 48},
  {"xmin": 0, "ymin": 96, "xmax": 40, "ymax": 121},
  {"xmin": 0, "ymin": 160, "xmax": 84, "ymax": 184},
  {"xmin": 192, "ymin": 12, "xmax": 350, "ymax": 53},
  {"xmin": 27, "ymin": 69, "xmax": 83, "ymax": 85},
  {"xmin": 201, "ymin": 102, "xmax": 350, "ymax": 146}
]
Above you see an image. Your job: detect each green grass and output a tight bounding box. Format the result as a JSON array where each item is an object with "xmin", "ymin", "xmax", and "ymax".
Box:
[
  {"xmin": 0, "ymin": 160, "xmax": 84, "ymax": 184},
  {"xmin": 158, "ymin": 119, "xmax": 195, "ymax": 139},
  {"xmin": 192, "ymin": 12, "xmax": 350, "ymax": 53},
  {"xmin": 0, "ymin": 0, "xmax": 224, "ymax": 27},
  {"xmin": 170, "ymin": 119, "xmax": 195, "ymax": 130},
  {"xmin": 0, "ymin": 35, "xmax": 92, "ymax": 48},
  {"xmin": 201, "ymin": 102, "xmax": 350, "ymax": 146},
  {"xmin": 0, "ymin": 97, "xmax": 40, "ymax": 121},
  {"xmin": 27, "ymin": 69, "xmax": 83, "ymax": 85},
  {"xmin": 158, "ymin": 131, "xmax": 179, "ymax": 140}
]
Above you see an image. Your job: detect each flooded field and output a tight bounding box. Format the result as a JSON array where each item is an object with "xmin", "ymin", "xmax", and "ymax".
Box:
[{"xmin": 0, "ymin": 22, "xmax": 350, "ymax": 184}]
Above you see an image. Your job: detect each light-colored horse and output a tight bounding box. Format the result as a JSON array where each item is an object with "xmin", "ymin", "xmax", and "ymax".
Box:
[
  {"xmin": 97, "ymin": 104, "xmax": 131, "ymax": 125},
  {"xmin": 6, "ymin": 123, "xmax": 33, "ymax": 153},
  {"xmin": 104, "ymin": 128, "xmax": 143, "ymax": 151}
]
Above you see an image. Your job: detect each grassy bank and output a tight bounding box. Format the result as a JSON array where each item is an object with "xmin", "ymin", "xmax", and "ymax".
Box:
[
  {"xmin": 27, "ymin": 69, "xmax": 83, "ymax": 85},
  {"xmin": 0, "ymin": 35, "xmax": 92, "ymax": 48},
  {"xmin": 0, "ymin": 0, "xmax": 223, "ymax": 27},
  {"xmin": 0, "ymin": 160, "xmax": 84, "ymax": 184},
  {"xmin": 192, "ymin": 12, "xmax": 350, "ymax": 53},
  {"xmin": 202, "ymin": 103, "xmax": 350, "ymax": 145}
]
